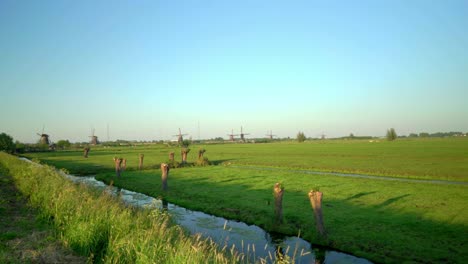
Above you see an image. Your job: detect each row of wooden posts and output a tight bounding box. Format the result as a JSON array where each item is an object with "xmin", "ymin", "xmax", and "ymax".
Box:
[
  {"xmin": 274, "ymin": 183, "xmax": 326, "ymax": 237},
  {"xmin": 112, "ymin": 154, "xmax": 144, "ymax": 178},
  {"xmin": 108, "ymin": 150, "xmax": 326, "ymax": 238},
  {"xmin": 159, "ymin": 167, "xmax": 327, "ymax": 238},
  {"xmin": 110, "ymin": 149, "xmax": 206, "ymax": 178}
]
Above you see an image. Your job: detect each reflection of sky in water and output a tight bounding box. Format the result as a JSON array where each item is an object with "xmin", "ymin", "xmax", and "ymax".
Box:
[{"xmin": 63, "ymin": 174, "xmax": 372, "ymax": 264}]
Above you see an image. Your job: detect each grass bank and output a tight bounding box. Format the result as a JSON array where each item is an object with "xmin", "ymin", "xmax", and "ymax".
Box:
[
  {"xmin": 0, "ymin": 164, "xmax": 86, "ymax": 263},
  {"xmin": 24, "ymin": 137, "xmax": 468, "ymax": 181},
  {"xmin": 96, "ymin": 165, "xmax": 468, "ymax": 263},
  {"xmin": 0, "ymin": 152, "xmax": 251, "ymax": 263}
]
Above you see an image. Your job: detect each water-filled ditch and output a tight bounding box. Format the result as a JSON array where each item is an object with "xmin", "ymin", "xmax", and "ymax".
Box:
[
  {"xmin": 19, "ymin": 157, "xmax": 372, "ymax": 263},
  {"xmin": 66, "ymin": 174, "xmax": 372, "ymax": 263}
]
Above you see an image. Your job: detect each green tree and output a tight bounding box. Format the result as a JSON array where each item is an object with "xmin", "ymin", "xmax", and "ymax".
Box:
[
  {"xmin": 0, "ymin": 132, "xmax": 15, "ymax": 153},
  {"xmin": 182, "ymin": 139, "xmax": 191, "ymax": 148},
  {"xmin": 56, "ymin": 139, "xmax": 71, "ymax": 149},
  {"xmin": 15, "ymin": 141, "xmax": 25, "ymax": 153},
  {"xmin": 386, "ymin": 128, "xmax": 397, "ymax": 141},
  {"xmin": 419, "ymin": 132, "xmax": 430, "ymax": 138},
  {"xmin": 297, "ymin": 131, "xmax": 306, "ymax": 142}
]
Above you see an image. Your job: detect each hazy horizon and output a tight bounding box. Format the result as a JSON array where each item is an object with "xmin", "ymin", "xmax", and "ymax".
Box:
[{"xmin": 1, "ymin": 1, "xmax": 467, "ymax": 143}]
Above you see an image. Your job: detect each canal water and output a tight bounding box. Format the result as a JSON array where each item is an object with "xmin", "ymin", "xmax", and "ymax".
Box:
[
  {"xmin": 18, "ymin": 157, "xmax": 372, "ymax": 263},
  {"xmin": 65, "ymin": 174, "xmax": 372, "ymax": 264}
]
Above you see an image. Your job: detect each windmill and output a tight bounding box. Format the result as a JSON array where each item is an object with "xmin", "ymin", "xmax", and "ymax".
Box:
[
  {"xmin": 226, "ymin": 129, "xmax": 239, "ymax": 142},
  {"xmin": 36, "ymin": 126, "xmax": 50, "ymax": 145},
  {"xmin": 173, "ymin": 128, "xmax": 188, "ymax": 145},
  {"xmin": 317, "ymin": 133, "xmax": 326, "ymax": 140},
  {"xmin": 266, "ymin": 130, "xmax": 277, "ymax": 140},
  {"xmin": 240, "ymin": 126, "xmax": 250, "ymax": 142},
  {"xmin": 89, "ymin": 128, "xmax": 99, "ymax": 145}
]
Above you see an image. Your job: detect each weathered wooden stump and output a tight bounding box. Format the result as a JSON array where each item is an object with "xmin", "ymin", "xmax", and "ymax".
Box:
[
  {"xmin": 273, "ymin": 183, "xmax": 284, "ymax": 224},
  {"xmin": 169, "ymin": 152, "xmax": 174, "ymax": 161},
  {"xmin": 121, "ymin": 159, "xmax": 127, "ymax": 171},
  {"xmin": 308, "ymin": 190, "xmax": 326, "ymax": 237},
  {"xmin": 138, "ymin": 154, "xmax": 144, "ymax": 170},
  {"xmin": 83, "ymin": 147, "xmax": 90, "ymax": 158},
  {"xmin": 181, "ymin": 148, "xmax": 190, "ymax": 164},
  {"xmin": 113, "ymin": 157, "xmax": 123, "ymax": 178},
  {"xmin": 198, "ymin": 149, "xmax": 206, "ymax": 159},
  {"xmin": 161, "ymin": 163, "xmax": 170, "ymax": 191}
]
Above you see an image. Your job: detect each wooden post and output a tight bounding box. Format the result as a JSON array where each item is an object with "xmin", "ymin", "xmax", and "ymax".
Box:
[
  {"xmin": 162, "ymin": 199, "xmax": 169, "ymax": 210},
  {"xmin": 308, "ymin": 190, "xmax": 326, "ymax": 237},
  {"xmin": 113, "ymin": 157, "xmax": 122, "ymax": 178},
  {"xmin": 121, "ymin": 159, "xmax": 127, "ymax": 171},
  {"xmin": 161, "ymin": 163, "xmax": 169, "ymax": 191},
  {"xmin": 273, "ymin": 183, "xmax": 284, "ymax": 224},
  {"xmin": 83, "ymin": 147, "xmax": 90, "ymax": 158},
  {"xmin": 138, "ymin": 154, "xmax": 144, "ymax": 170},
  {"xmin": 169, "ymin": 152, "xmax": 174, "ymax": 161},
  {"xmin": 198, "ymin": 149, "xmax": 206, "ymax": 159},
  {"xmin": 181, "ymin": 148, "xmax": 190, "ymax": 164}
]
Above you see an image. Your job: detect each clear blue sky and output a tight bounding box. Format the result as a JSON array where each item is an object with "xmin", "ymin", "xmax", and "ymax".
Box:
[{"xmin": 1, "ymin": 0, "xmax": 467, "ymax": 143}]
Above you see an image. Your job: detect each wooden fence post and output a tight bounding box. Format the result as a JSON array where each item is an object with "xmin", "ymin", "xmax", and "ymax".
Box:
[
  {"xmin": 161, "ymin": 163, "xmax": 170, "ymax": 191},
  {"xmin": 169, "ymin": 152, "xmax": 174, "ymax": 162},
  {"xmin": 198, "ymin": 149, "xmax": 206, "ymax": 159},
  {"xmin": 273, "ymin": 183, "xmax": 284, "ymax": 224},
  {"xmin": 121, "ymin": 159, "xmax": 127, "ymax": 171},
  {"xmin": 83, "ymin": 147, "xmax": 90, "ymax": 158},
  {"xmin": 138, "ymin": 154, "xmax": 144, "ymax": 170},
  {"xmin": 113, "ymin": 157, "xmax": 122, "ymax": 178},
  {"xmin": 308, "ymin": 190, "xmax": 326, "ymax": 238},
  {"xmin": 181, "ymin": 148, "xmax": 190, "ymax": 164}
]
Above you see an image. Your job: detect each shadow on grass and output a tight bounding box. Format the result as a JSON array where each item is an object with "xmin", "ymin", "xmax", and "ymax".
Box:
[
  {"xmin": 210, "ymin": 159, "xmax": 235, "ymax": 165},
  {"xmin": 345, "ymin": 192, "xmax": 377, "ymax": 201},
  {"xmin": 18, "ymin": 157, "xmax": 468, "ymax": 263},
  {"xmin": 94, "ymin": 168, "xmax": 468, "ymax": 264},
  {"xmin": 375, "ymin": 194, "xmax": 411, "ymax": 208}
]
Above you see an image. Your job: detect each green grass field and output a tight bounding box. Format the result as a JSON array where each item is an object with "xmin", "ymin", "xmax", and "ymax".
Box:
[
  {"xmin": 22, "ymin": 138, "xmax": 468, "ymax": 263},
  {"xmin": 25, "ymin": 137, "xmax": 468, "ymax": 181},
  {"xmin": 95, "ymin": 165, "xmax": 468, "ymax": 263}
]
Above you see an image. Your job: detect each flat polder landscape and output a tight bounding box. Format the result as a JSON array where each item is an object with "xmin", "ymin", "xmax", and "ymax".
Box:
[
  {"xmin": 14, "ymin": 137, "xmax": 468, "ymax": 263},
  {"xmin": 2, "ymin": 1, "xmax": 467, "ymax": 263}
]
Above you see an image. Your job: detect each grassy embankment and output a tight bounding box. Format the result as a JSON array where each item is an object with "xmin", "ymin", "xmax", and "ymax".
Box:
[
  {"xmin": 25, "ymin": 137, "xmax": 468, "ymax": 182},
  {"xmin": 0, "ymin": 152, "xmax": 253, "ymax": 263},
  {"xmin": 0, "ymin": 162, "xmax": 86, "ymax": 263}
]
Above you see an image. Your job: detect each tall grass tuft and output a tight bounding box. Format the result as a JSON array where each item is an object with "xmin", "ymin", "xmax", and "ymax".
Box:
[{"xmin": 0, "ymin": 153, "xmax": 261, "ymax": 263}]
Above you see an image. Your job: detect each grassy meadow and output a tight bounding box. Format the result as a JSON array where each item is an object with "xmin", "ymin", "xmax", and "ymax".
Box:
[
  {"xmin": 21, "ymin": 137, "xmax": 468, "ymax": 263},
  {"xmin": 24, "ymin": 137, "xmax": 468, "ymax": 181},
  {"xmin": 95, "ymin": 166, "xmax": 468, "ymax": 263}
]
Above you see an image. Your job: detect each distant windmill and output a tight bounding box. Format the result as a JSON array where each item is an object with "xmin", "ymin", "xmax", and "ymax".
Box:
[
  {"xmin": 36, "ymin": 125, "xmax": 50, "ymax": 145},
  {"xmin": 173, "ymin": 128, "xmax": 188, "ymax": 145},
  {"xmin": 320, "ymin": 133, "xmax": 326, "ymax": 140},
  {"xmin": 227, "ymin": 129, "xmax": 239, "ymax": 142},
  {"xmin": 240, "ymin": 126, "xmax": 250, "ymax": 142},
  {"xmin": 266, "ymin": 130, "xmax": 277, "ymax": 140},
  {"xmin": 89, "ymin": 128, "xmax": 99, "ymax": 145}
]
